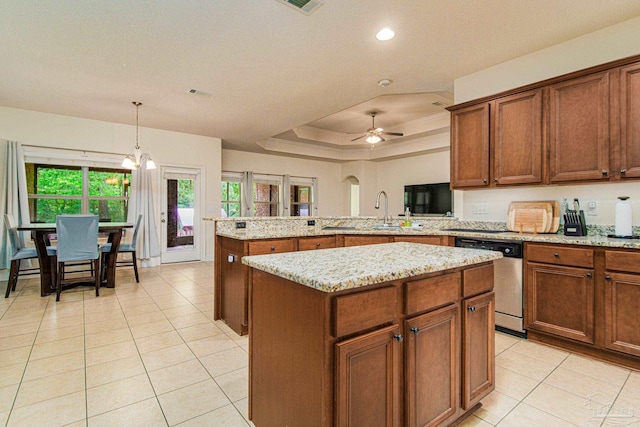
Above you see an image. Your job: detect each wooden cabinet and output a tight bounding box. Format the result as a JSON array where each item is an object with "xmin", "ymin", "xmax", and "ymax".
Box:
[
  {"xmin": 249, "ymin": 262, "xmax": 495, "ymax": 426},
  {"xmin": 603, "ymin": 250, "xmax": 640, "ymax": 357},
  {"xmin": 525, "ymin": 261, "xmax": 595, "ymax": 344},
  {"xmin": 524, "ymin": 243, "xmax": 640, "ymax": 370},
  {"xmin": 336, "ymin": 325, "xmax": 402, "ymax": 427},
  {"xmin": 449, "ymin": 54, "xmax": 640, "ymax": 188},
  {"xmin": 393, "ymin": 235, "xmax": 446, "ymax": 245},
  {"xmin": 450, "ymin": 103, "xmax": 490, "ymax": 188},
  {"xmin": 492, "ymin": 89, "xmax": 544, "ymax": 186},
  {"xmin": 618, "ymin": 62, "xmax": 640, "ymax": 179},
  {"xmin": 462, "ymin": 292, "xmax": 495, "ymax": 409},
  {"xmin": 248, "ymin": 238, "xmax": 295, "ymax": 255},
  {"xmin": 549, "ymin": 71, "xmax": 611, "ymax": 183},
  {"xmin": 405, "ymin": 304, "xmax": 459, "ymax": 427}
]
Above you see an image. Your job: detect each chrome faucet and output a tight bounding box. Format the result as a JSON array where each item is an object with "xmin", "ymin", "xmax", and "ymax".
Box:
[{"xmin": 375, "ymin": 190, "xmax": 391, "ymax": 225}]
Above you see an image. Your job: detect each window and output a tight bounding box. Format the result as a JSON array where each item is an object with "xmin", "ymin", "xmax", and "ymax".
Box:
[
  {"xmin": 26, "ymin": 163, "xmax": 131, "ymax": 223},
  {"xmin": 254, "ymin": 182, "xmax": 280, "ymax": 216},
  {"xmin": 290, "ymin": 185, "xmax": 311, "ymax": 216},
  {"xmin": 221, "ymin": 181, "xmax": 241, "ymax": 217}
]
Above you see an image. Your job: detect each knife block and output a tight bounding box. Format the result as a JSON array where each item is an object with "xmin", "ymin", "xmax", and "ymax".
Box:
[{"xmin": 563, "ymin": 210, "xmax": 587, "ymax": 236}]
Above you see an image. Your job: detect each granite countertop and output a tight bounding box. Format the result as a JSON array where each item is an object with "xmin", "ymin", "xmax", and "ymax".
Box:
[{"xmin": 242, "ymin": 242, "xmax": 503, "ymax": 293}]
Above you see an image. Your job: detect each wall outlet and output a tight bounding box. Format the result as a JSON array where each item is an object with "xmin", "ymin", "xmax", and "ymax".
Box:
[
  {"xmin": 235, "ymin": 221, "xmax": 247, "ymax": 229},
  {"xmin": 586, "ymin": 200, "xmax": 598, "ymax": 216},
  {"xmin": 472, "ymin": 203, "xmax": 489, "ymax": 215},
  {"xmin": 307, "ymin": 220, "xmax": 316, "ymax": 226}
]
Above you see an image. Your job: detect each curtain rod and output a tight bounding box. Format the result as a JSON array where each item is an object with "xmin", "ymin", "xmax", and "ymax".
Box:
[{"xmin": 22, "ymin": 144, "xmax": 127, "ymax": 157}]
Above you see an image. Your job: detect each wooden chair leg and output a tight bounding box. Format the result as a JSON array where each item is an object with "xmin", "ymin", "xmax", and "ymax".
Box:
[
  {"xmin": 56, "ymin": 262, "xmax": 63, "ymax": 301},
  {"xmin": 132, "ymin": 251, "xmax": 139, "ymax": 283},
  {"xmin": 94, "ymin": 258, "xmax": 100, "ymax": 297},
  {"xmin": 5, "ymin": 260, "xmax": 19, "ymax": 298}
]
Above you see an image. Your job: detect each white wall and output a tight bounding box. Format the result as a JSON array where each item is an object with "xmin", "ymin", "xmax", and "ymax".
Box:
[
  {"xmin": 222, "ymin": 149, "xmax": 344, "ymax": 216},
  {"xmin": 452, "ymin": 16, "xmax": 640, "ymax": 226},
  {"xmin": 0, "ymin": 106, "xmax": 222, "ymax": 261}
]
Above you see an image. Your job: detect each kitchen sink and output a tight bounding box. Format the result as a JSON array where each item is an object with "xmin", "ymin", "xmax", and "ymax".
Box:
[
  {"xmin": 370, "ymin": 225, "xmax": 402, "ymax": 229},
  {"xmin": 442, "ymin": 228, "xmax": 505, "ymax": 234}
]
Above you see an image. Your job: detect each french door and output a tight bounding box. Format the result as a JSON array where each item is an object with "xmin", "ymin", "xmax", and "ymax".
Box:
[{"xmin": 160, "ymin": 166, "xmax": 202, "ymax": 263}]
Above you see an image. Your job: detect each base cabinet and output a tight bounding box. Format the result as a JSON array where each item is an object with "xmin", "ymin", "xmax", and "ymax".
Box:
[
  {"xmin": 250, "ymin": 263, "xmax": 495, "ymax": 427},
  {"xmin": 336, "ymin": 325, "xmax": 402, "ymax": 427},
  {"xmin": 525, "ymin": 243, "xmax": 640, "ymax": 370}
]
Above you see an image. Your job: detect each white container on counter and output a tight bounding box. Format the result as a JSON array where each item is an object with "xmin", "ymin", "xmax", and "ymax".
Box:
[{"xmin": 615, "ymin": 196, "xmax": 633, "ymax": 237}]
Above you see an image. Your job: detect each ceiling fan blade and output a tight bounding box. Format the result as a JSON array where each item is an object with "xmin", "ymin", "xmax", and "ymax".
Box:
[
  {"xmin": 381, "ymin": 131, "xmax": 404, "ymax": 137},
  {"xmin": 351, "ymin": 134, "xmax": 366, "ymax": 142}
]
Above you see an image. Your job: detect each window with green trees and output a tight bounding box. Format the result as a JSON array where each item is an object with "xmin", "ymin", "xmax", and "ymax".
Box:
[
  {"xmin": 221, "ymin": 181, "xmax": 241, "ymax": 217},
  {"xmin": 26, "ymin": 163, "xmax": 131, "ymax": 223}
]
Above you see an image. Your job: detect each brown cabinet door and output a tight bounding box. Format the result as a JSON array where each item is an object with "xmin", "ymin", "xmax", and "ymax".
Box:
[
  {"xmin": 335, "ymin": 324, "xmax": 402, "ymax": 427},
  {"xmin": 604, "ymin": 272, "xmax": 640, "ymax": 357},
  {"xmin": 297, "ymin": 235, "xmax": 337, "ymax": 251},
  {"xmin": 525, "ymin": 262, "xmax": 595, "ymax": 344},
  {"xmin": 549, "ymin": 71, "xmax": 610, "ymax": 182},
  {"xmin": 619, "ymin": 62, "xmax": 640, "ymax": 179},
  {"xmin": 248, "ymin": 238, "xmax": 296, "ymax": 255},
  {"xmin": 462, "ymin": 292, "xmax": 495, "ymax": 410},
  {"xmin": 405, "ymin": 304, "xmax": 459, "ymax": 427},
  {"xmin": 492, "ymin": 89, "xmax": 543, "ymax": 185},
  {"xmin": 450, "ymin": 103, "xmax": 490, "ymax": 188},
  {"xmin": 219, "ymin": 247, "xmax": 247, "ymax": 335}
]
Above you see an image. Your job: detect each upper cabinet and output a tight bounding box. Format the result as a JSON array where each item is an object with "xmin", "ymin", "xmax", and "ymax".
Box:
[
  {"xmin": 619, "ymin": 62, "xmax": 640, "ymax": 179},
  {"xmin": 548, "ymin": 71, "xmax": 610, "ymax": 183},
  {"xmin": 448, "ymin": 54, "xmax": 640, "ymax": 189}
]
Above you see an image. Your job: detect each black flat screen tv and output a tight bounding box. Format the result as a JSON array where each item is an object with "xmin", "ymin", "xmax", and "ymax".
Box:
[{"xmin": 404, "ymin": 183, "xmax": 453, "ymax": 216}]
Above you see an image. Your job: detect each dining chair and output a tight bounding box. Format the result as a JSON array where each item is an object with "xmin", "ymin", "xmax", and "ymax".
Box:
[
  {"xmin": 101, "ymin": 214, "xmax": 142, "ymax": 283},
  {"xmin": 4, "ymin": 214, "xmax": 57, "ymax": 298},
  {"xmin": 55, "ymin": 214, "xmax": 100, "ymax": 301}
]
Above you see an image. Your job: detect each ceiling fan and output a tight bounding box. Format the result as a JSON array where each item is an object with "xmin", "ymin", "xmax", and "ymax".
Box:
[{"xmin": 351, "ymin": 112, "xmax": 404, "ymax": 144}]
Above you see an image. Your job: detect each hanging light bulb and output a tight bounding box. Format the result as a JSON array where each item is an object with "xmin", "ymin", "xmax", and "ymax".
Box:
[
  {"xmin": 122, "ymin": 101, "xmax": 156, "ymax": 170},
  {"xmin": 366, "ymin": 134, "xmax": 383, "ymax": 144}
]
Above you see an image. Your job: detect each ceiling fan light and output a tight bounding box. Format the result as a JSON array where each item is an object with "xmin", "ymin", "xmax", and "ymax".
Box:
[
  {"xmin": 146, "ymin": 158, "xmax": 157, "ymax": 170},
  {"xmin": 366, "ymin": 134, "xmax": 383, "ymax": 144}
]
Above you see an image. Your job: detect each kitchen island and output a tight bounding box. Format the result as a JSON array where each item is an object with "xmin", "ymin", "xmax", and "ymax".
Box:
[{"xmin": 243, "ymin": 242, "xmax": 502, "ymax": 427}]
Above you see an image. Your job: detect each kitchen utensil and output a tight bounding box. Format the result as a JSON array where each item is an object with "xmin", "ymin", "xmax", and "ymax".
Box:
[
  {"xmin": 573, "ymin": 198, "xmax": 580, "ymax": 212},
  {"xmin": 507, "ymin": 201, "xmax": 559, "ymax": 233}
]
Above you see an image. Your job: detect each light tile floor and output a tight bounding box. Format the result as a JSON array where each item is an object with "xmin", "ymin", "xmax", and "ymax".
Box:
[{"xmin": 1, "ymin": 261, "xmax": 638, "ymax": 426}]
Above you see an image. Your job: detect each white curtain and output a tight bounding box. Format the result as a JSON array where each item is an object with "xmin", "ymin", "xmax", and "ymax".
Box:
[
  {"xmin": 1, "ymin": 140, "xmax": 30, "ymax": 269},
  {"xmin": 127, "ymin": 163, "xmax": 161, "ymax": 267},
  {"xmin": 242, "ymin": 171, "xmax": 253, "ymax": 217},
  {"xmin": 282, "ymin": 174, "xmax": 291, "ymax": 216},
  {"xmin": 312, "ymin": 177, "xmax": 318, "ymax": 215}
]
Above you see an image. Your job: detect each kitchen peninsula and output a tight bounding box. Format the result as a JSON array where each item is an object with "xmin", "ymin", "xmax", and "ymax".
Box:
[{"xmin": 242, "ymin": 242, "xmax": 502, "ymax": 427}]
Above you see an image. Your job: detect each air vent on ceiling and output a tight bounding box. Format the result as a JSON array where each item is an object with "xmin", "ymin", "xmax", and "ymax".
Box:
[
  {"xmin": 187, "ymin": 88, "xmax": 214, "ymax": 98},
  {"xmin": 277, "ymin": 0, "xmax": 324, "ymax": 15}
]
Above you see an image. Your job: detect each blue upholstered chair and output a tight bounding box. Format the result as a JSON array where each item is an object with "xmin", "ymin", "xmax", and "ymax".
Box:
[
  {"xmin": 4, "ymin": 214, "xmax": 57, "ymax": 298},
  {"xmin": 101, "ymin": 214, "xmax": 142, "ymax": 283},
  {"xmin": 55, "ymin": 215, "xmax": 100, "ymax": 301}
]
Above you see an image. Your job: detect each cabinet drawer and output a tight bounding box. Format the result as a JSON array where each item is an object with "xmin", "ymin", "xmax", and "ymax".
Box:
[
  {"xmin": 248, "ymin": 239, "xmax": 295, "ymax": 255},
  {"xmin": 343, "ymin": 235, "xmax": 392, "ymax": 247},
  {"xmin": 405, "ymin": 272, "xmax": 460, "ymax": 315},
  {"xmin": 393, "ymin": 235, "xmax": 443, "ymax": 245},
  {"xmin": 526, "ymin": 244, "xmax": 593, "ymax": 268},
  {"xmin": 605, "ymin": 250, "xmax": 640, "ymax": 274},
  {"xmin": 333, "ymin": 286, "xmax": 397, "ymax": 337},
  {"xmin": 463, "ymin": 264, "xmax": 494, "ymax": 298},
  {"xmin": 297, "ymin": 236, "xmax": 336, "ymax": 251}
]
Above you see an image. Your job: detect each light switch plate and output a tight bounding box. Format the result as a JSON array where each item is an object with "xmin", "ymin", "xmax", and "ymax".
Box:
[
  {"xmin": 472, "ymin": 203, "xmax": 489, "ymax": 215},
  {"xmin": 586, "ymin": 200, "xmax": 598, "ymax": 216}
]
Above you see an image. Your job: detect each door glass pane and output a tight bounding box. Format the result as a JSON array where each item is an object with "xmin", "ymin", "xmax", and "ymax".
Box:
[{"xmin": 167, "ymin": 178, "xmax": 194, "ymax": 250}]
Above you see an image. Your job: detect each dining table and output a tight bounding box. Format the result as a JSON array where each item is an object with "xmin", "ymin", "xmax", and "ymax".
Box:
[{"xmin": 16, "ymin": 222, "xmax": 133, "ymax": 297}]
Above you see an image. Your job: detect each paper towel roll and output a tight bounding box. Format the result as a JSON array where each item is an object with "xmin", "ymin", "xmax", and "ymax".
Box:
[{"xmin": 615, "ymin": 196, "xmax": 633, "ymax": 237}]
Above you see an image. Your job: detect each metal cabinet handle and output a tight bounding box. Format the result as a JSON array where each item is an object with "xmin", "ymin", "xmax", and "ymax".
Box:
[
  {"xmin": 620, "ymin": 169, "xmax": 627, "ymax": 174},
  {"xmin": 410, "ymin": 327, "xmax": 419, "ymax": 335},
  {"xmin": 554, "ymin": 253, "xmax": 559, "ymax": 257},
  {"xmin": 482, "ymin": 179, "xmax": 488, "ymax": 184},
  {"xmin": 468, "ymin": 306, "xmax": 476, "ymax": 312},
  {"xmin": 393, "ymin": 334, "xmax": 403, "ymax": 342},
  {"xmin": 586, "ymin": 273, "xmax": 592, "ymax": 278},
  {"xmin": 602, "ymin": 170, "xmax": 608, "ymax": 175},
  {"xmin": 494, "ymin": 178, "xmax": 498, "ymax": 183},
  {"xmin": 270, "ymin": 247, "xmax": 276, "ymax": 251},
  {"xmin": 605, "ymin": 275, "xmax": 611, "ymax": 280},
  {"xmin": 316, "ymin": 243, "xmax": 321, "ymax": 247}
]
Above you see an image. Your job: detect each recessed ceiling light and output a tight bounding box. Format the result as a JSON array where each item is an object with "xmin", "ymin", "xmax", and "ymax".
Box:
[
  {"xmin": 376, "ymin": 28, "xmax": 395, "ymax": 41},
  {"xmin": 378, "ymin": 79, "xmax": 393, "ymax": 87}
]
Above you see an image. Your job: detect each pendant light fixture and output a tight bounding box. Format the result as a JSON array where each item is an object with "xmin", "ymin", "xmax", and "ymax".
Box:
[{"xmin": 121, "ymin": 101, "xmax": 156, "ymax": 170}]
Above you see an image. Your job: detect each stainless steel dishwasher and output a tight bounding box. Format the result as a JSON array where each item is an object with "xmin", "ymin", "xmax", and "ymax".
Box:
[{"xmin": 455, "ymin": 237, "xmax": 525, "ymax": 337}]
